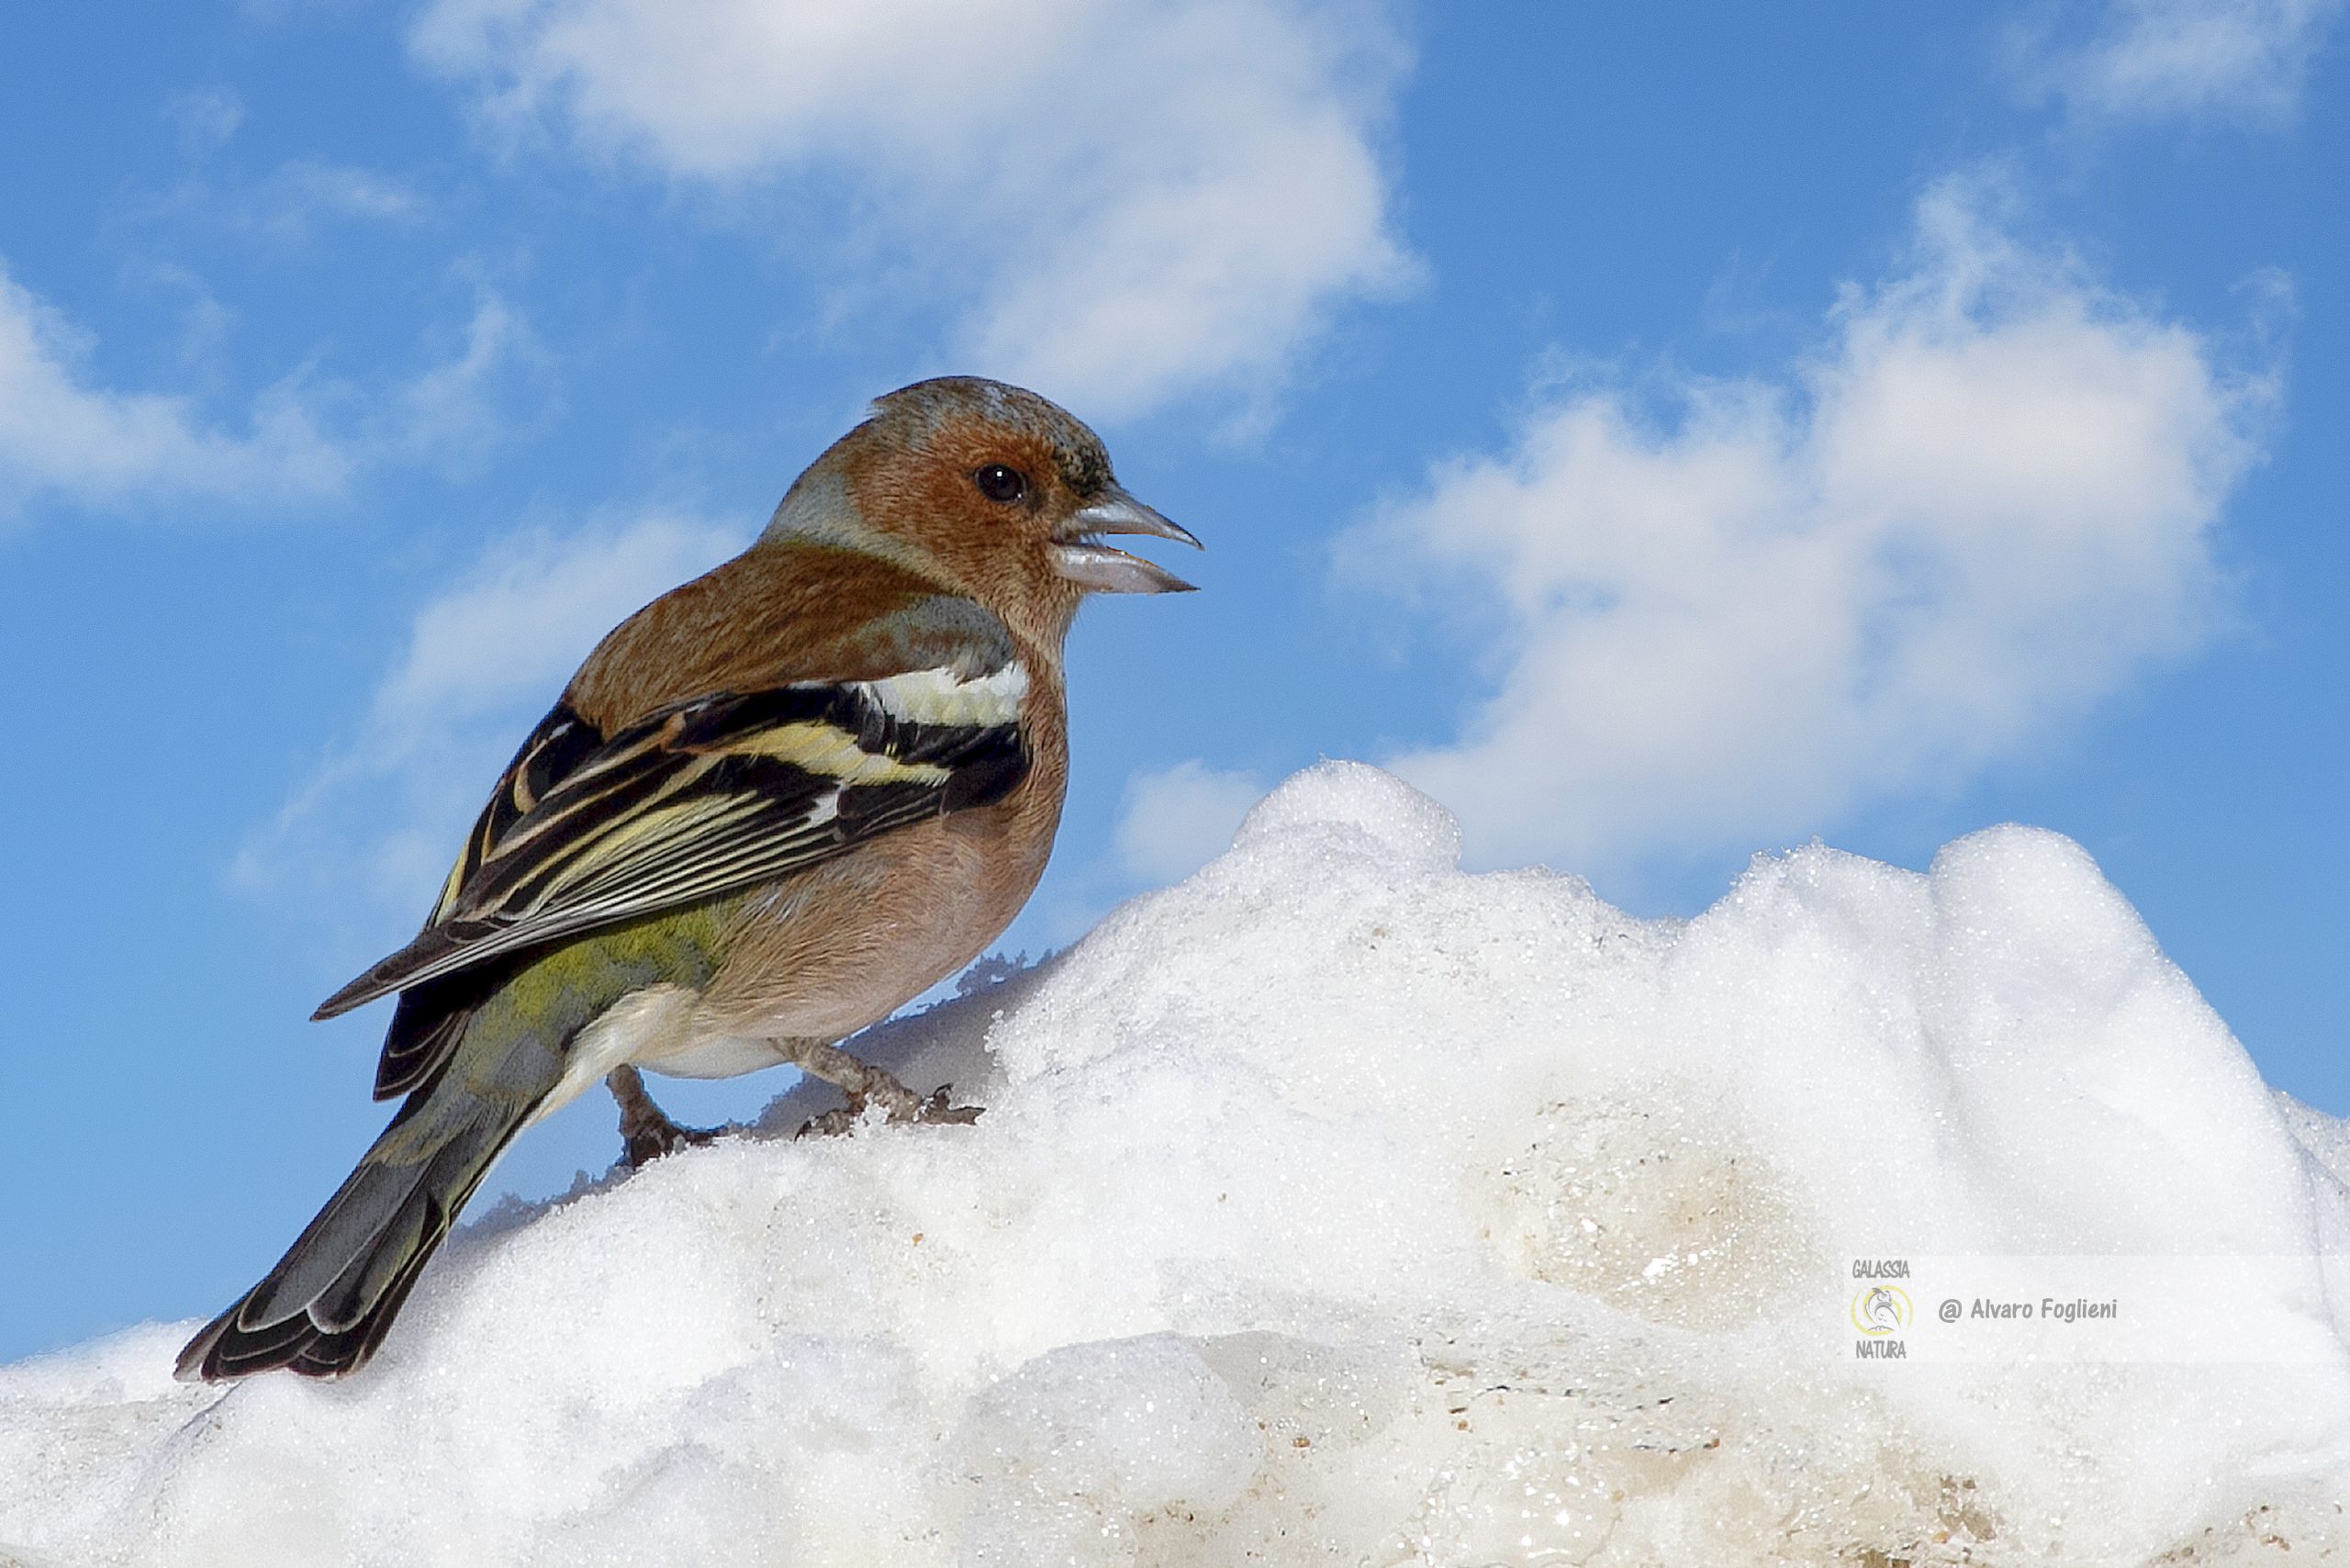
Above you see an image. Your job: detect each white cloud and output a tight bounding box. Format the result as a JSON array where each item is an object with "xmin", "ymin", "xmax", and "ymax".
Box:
[
  {"xmin": 251, "ymin": 160, "xmax": 429, "ymax": 243},
  {"xmin": 1349, "ymin": 182, "xmax": 2265, "ymax": 873},
  {"xmin": 238, "ymin": 512, "xmax": 748, "ymax": 914},
  {"xmin": 0, "ymin": 262, "xmax": 543, "ymax": 519},
  {"xmin": 410, "ymin": 0, "xmax": 1413, "ymax": 417},
  {"xmin": 375, "ymin": 511, "xmax": 741, "ymax": 734},
  {"xmin": 1115, "ymin": 760, "xmax": 1266, "ymax": 884},
  {"xmin": 0, "ymin": 262, "xmax": 352, "ymax": 513},
  {"xmin": 138, "ymin": 140, "xmax": 428, "ymax": 248},
  {"xmin": 2019, "ymin": 0, "xmax": 2345, "ymax": 122},
  {"xmin": 372, "ymin": 291, "xmax": 554, "ymax": 472},
  {"xmin": 152, "ymin": 81, "xmax": 424, "ymax": 244},
  {"xmin": 162, "ymin": 84, "xmax": 245, "ymax": 156}
]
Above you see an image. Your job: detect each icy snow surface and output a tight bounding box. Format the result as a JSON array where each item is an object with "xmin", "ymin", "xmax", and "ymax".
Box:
[{"xmin": 6, "ymin": 763, "xmax": 2350, "ymax": 1566}]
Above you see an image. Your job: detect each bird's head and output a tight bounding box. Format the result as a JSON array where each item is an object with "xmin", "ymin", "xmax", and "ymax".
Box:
[{"xmin": 763, "ymin": 376, "xmax": 1200, "ymax": 644}]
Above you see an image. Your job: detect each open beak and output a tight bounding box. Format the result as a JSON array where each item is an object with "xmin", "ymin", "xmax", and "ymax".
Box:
[{"xmin": 1051, "ymin": 485, "xmax": 1203, "ymax": 594}]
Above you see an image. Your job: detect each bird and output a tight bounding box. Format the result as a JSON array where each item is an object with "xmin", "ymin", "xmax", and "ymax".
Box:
[{"xmin": 175, "ymin": 376, "xmax": 1200, "ymax": 1383}]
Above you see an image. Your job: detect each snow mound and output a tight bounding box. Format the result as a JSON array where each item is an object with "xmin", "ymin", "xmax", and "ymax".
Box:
[{"xmin": 6, "ymin": 762, "xmax": 2349, "ymax": 1565}]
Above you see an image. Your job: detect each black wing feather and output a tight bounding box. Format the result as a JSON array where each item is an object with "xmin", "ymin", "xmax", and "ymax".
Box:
[{"xmin": 319, "ymin": 678, "xmax": 1027, "ymax": 1023}]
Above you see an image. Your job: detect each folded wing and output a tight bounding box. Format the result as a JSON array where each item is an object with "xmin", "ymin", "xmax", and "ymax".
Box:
[{"xmin": 318, "ymin": 668, "xmax": 1029, "ymax": 1026}]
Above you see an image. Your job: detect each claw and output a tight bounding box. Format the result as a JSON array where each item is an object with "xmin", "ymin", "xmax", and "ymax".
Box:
[
  {"xmin": 918, "ymin": 1084, "xmax": 983, "ymax": 1126},
  {"xmin": 609, "ymin": 1064, "xmax": 722, "ymax": 1169},
  {"xmin": 622, "ymin": 1113, "xmax": 718, "ymax": 1169},
  {"xmin": 796, "ymin": 1081, "xmax": 983, "ymax": 1138}
]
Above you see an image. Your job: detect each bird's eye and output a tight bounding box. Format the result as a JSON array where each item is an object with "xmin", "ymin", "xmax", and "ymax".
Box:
[{"xmin": 973, "ymin": 464, "xmax": 1029, "ymax": 504}]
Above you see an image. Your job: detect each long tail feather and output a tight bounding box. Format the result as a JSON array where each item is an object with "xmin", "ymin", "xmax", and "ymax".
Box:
[{"xmin": 176, "ymin": 1051, "xmax": 548, "ymax": 1383}]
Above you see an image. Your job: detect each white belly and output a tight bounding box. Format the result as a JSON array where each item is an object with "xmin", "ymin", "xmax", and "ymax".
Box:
[
  {"xmin": 526, "ymin": 980, "xmax": 814, "ymax": 1128},
  {"xmin": 637, "ymin": 1032, "xmax": 799, "ymax": 1080},
  {"xmin": 525, "ymin": 984, "xmax": 709, "ymax": 1125}
]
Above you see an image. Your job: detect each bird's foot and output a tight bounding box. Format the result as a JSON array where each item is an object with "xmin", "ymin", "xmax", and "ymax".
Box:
[
  {"xmin": 609, "ymin": 1064, "xmax": 722, "ymax": 1169},
  {"xmin": 775, "ymin": 1036, "xmax": 982, "ymax": 1137},
  {"xmin": 621, "ymin": 1109, "xmax": 719, "ymax": 1169},
  {"xmin": 797, "ymin": 1081, "xmax": 983, "ymax": 1139},
  {"xmin": 914, "ymin": 1084, "xmax": 985, "ymax": 1126}
]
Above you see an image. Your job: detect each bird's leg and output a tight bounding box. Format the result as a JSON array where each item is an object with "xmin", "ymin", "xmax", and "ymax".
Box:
[
  {"xmin": 779, "ymin": 1037, "xmax": 982, "ymax": 1137},
  {"xmin": 608, "ymin": 1064, "xmax": 719, "ymax": 1168}
]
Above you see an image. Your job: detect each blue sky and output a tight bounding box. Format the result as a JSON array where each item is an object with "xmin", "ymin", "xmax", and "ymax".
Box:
[{"xmin": 3, "ymin": 0, "xmax": 2344, "ymax": 1362}]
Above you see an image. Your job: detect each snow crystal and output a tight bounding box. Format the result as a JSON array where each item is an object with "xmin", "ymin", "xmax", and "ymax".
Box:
[{"xmin": 5, "ymin": 762, "xmax": 2347, "ymax": 1566}]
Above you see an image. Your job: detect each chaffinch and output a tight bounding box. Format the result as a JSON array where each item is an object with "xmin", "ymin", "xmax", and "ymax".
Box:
[{"xmin": 177, "ymin": 376, "xmax": 1200, "ymax": 1382}]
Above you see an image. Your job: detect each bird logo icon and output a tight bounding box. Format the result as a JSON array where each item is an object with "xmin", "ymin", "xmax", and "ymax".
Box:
[{"xmin": 1851, "ymin": 1285, "xmax": 1913, "ymax": 1336}]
